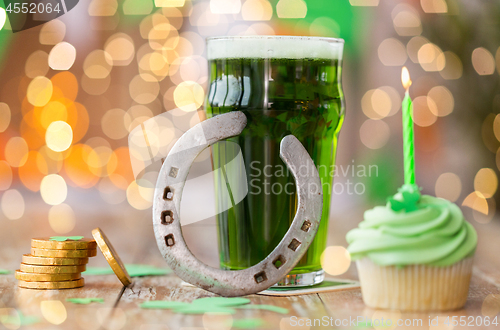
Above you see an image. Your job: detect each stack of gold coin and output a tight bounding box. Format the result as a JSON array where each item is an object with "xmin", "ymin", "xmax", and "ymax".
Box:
[{"xmin": 16, "ymin": 237, "xmax": 97, "ymax": 289}]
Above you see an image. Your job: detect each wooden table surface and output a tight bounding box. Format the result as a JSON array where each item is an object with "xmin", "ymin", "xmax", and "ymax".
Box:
[{"xmin": 0, "ymin": 194, "xmax": 499, "ymax": 329}]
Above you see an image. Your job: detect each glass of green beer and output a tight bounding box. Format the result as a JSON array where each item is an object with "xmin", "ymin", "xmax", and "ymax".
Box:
[{"xmin": 205, "ymin": 36, "xmax": 345, "ymax": 287}]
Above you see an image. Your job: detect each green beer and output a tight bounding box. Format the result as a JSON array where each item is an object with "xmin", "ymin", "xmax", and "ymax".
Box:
[{"xmin": 205, "ymin": 36, "xmax": 345, "ymax": 286}]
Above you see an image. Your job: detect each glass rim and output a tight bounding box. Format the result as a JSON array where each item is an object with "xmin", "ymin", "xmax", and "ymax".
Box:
[{"xmin": 206, "ymin": 35, "xmax": 345, "ymax": 44}]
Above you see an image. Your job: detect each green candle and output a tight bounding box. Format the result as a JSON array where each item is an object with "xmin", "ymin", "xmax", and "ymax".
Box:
[{"xmin": 401, "ymin": 67, "xmax": 415, "ymax": 185}]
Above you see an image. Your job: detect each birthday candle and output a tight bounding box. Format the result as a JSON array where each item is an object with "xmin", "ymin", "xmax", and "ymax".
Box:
[{"xmin": 401, "ymin": 67, "xmax": 415, "ymax": 185}]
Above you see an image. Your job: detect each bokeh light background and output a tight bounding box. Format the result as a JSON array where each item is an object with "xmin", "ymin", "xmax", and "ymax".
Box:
[{"xmin": 0, "ymin": 0, "xmax": 499, "ymax": 275}]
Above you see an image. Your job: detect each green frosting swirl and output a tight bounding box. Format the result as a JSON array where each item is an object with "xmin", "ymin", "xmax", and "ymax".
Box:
[{"xmin": 346, "ymin": 194, "xmax": 477, "ymax": 267}]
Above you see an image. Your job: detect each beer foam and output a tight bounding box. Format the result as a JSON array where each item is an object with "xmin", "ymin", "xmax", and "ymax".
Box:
[{"xmin": 207, "ymin": 36, "xmax": 344, "ymax": 60}]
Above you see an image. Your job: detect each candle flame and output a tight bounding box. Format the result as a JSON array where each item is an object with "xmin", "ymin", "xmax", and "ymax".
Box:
[{"xmin": 402, "ymin": 67, "xmax": 412, "ymax": 90}]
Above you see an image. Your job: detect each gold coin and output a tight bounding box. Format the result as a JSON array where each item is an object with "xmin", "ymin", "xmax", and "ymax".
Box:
[
  {"xmin": 31, "ymin": 238, "xmax": 97, "ymax": 250},
  {"xmin": 20, "ymin": 263, "xmax": 86, "ymax": 274},
  {"xmin": 15, "ymin": 270, "xmax": 81, "ymax": 282},
  {"xmin": 31, "ymin": 247, "xmax": 97, "ymax": 258},
  {"xmin": 18, "ymin": 278, "xmax": 84, "ymax": 290},
  {"xmin": 92, "ymin": 228, "xmax": 132, "ymax": 287},
  {"xmin": 22, "ymin": 254, "xmax": 88, "ymax": 266}
]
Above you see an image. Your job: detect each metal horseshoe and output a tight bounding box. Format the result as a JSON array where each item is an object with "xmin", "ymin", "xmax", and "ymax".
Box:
[{"xmin": 153, "ymin": 111, "xmax": 323, "ymax": 296}]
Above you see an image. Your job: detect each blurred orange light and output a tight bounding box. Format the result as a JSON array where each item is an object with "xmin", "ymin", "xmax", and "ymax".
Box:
[
  {"xmin": 102, "ymin": 108, "xmax": 130, "ymax": 140},
  {"xmin": 359, "ymin": 119, "xmax": 390, "ymax": 149},
  {"xmin": 40, "ymin": 174, "xmax": 68, "ymax": 205},
  {"xmin": 46, "ymin": 121, "xmax": 73, "ymax": 152},
  {"xmin": 5, "ymin": 136, "xmax": 29, "ymax": 167},
  {"xmin": 27, "ymin": 77, "xmax": 53, "ymax": 107},
  {"xmin": 51, "ymin": 72, "xmax": 79, "ymax": 101},
  {"xmin": 83, "ymin": 50, "xmax": 113, "ymax": 79},
  {"xmin": 173, "ymin": 81, "xmax": 204, "ymax": 112},
  {"xmin": 25, "ymin": 51, "xmax": 49, "ymax": 79},
  {"xmin": 21, "ymin": 96, "xmax": 34, "ymax": 116},
  {"xmin": 161, "ymin": 7, "xmax": 184, "ymax": 29},
  {"xmin": 241, "ymin": 0, "xmax": 272, "ymax": 21},
  {"xmin": 107, "ymin": 147, "xmax": 135, "ymax": 188},
  {"xmin": 174, "ymin": 37, "xmax": 194, "ymax": 58},
  {"xmin": 38, "ymin": 145, "xmax": 64, "ymax": 173},
  {"xmin": 420, "ymin": 0, "xmax": 447, "ymax": 13},
  {"xmin": 105, "ymin": 33, "xmax": 135, "ymax": 66},
  {"xmin": 0, "ymin": 102, "xmax": 10, "ymax": 132},
  {"xmin": 472, "ymin": 47, "xmax": 495, "ymax": 76},
  {"xmin": 39, "ymin": 19, "xmax": 66, "ymax": 45},
  {"xmin": 63, "ymin": 144, "xmax": 99, "ymax": 189},
  {"xmin": 19, "ymin": 150, "xmax": 45, "ymax": 192},
  {"xmin": 20, "ymin": 112, "xmax": 46, "ymax": 150},
  {"xmin": 427, "ymin": 86, "xmax": 454, "ymax": 117},
  {"xmin": 38, "ymin": 101, "xmax": 68, "ymax": 129},
  {"xmin": 412, "ymin": 96, "xmax": 437, "ymax": 127},
  {"xmin": 0, "ymin": 161, "xmax": 13, "ymax": 191},
  {"xmin": 48, "ymin": 42, "xmax": 77, "ymax": 71},
  {"xmin": 1, "ymin": 189, "xmax": 25, "ymax": 220},
  {"xmin": 88, "ymin": 0, "xmax": 118, "ymax": 16},
  {"xmin": 49, "ymin": 203, "xmax": 76, "ymax": 233},
  {"xmin": 156, "ymin": 0, "xmax": 185, "ymax": 7},
  {"xmin": 439, "ymin": 51, "xmax": 463, "ymax": 80},
  {"xmin": 474, "ymin": 168, "xmax": 498, "ymax": 198},
  {"xmin": 378, "ymin": 38, "xmax": 407, "ymax": 66},
  {"xmin": 129, "ymin": 75, "xmax": 160, "ymax": 104},
  {"xmin": 87, "ymin": 145, "xmax": 113, "ymax": 177},
  {"xmin": 81, "ymin": 74, "xmax": 111, "ymax": 96},
  {"xmin": 70, "ymin": 102, "xmax": 90, "ymax": 143},
  {"xmin": 463, "ymin": 191, "xmax": 488, "ymax": 215}
]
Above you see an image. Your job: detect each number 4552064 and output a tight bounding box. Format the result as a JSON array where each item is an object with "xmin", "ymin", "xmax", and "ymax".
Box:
[
  {"xmin": 444, "ymin": 315, "xmax": 498, "ymax": 327},
  {"xmin": 6, "ymin": 2, "xmax": 61, "ymax": 14}
]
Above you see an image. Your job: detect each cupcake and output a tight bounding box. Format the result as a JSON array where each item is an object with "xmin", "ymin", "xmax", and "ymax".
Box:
[{"xmin": 346, "ymin": 184, "xmax": 477, "ymax": 311}]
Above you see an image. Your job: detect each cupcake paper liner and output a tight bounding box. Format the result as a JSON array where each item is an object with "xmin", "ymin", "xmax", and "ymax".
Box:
[{"xmin": 356, "ymin": 256, "xmax": 474, "ymax": 311}]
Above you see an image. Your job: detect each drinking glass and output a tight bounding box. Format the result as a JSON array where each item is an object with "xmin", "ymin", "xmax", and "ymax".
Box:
[{"xmin": 205, "ymin": 36, "xmax": 345, "ymax": 286}]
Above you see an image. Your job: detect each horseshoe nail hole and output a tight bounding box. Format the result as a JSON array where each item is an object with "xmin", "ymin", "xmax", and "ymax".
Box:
[
  {"xmin": 165, "ymin": 234, "xmax": 175, "ymax": 247},
  {"xmin": 254, "ymin": 271, "xmax": 267, "ymax": 284},
  {"xmin": 163, "ymin": 187, "xmax": 174, "ymax": 200},
  {"xmin": 301, "ymin": 220, "xmax": 312, "ymax": 232},
  {"xmin": 161, "ymin": 210, "xmax": 174, "ymax": 225},
  {"xmin": 273, "ymin": 255, "xmax": 286, "ymax": 269},
  {"xmin": 169, "ymin": 167, "xmax": 179, "ymax": 178},
  {"xmin": 288, "ymin": 238, "xmax": 301, "ymax": 252}
]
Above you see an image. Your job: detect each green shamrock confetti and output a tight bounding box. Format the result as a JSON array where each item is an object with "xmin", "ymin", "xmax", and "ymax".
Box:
[
  {"xmin": 0, "ymin": 312, "xmax": 40, "ymax": 326},
  {"xmin": 173, "ymin": 305, "xmax": 236, "ymax": 315},
  {"xmin": 350, "ymin": 319, "xmax": 389, "ymax": 329},
  {"xmin": 387, "ymin": 184, "xmax": 421, "ymax": 212},
  {"xmin": 268, "ymin": 280, "xmax": 350, "ymax": 291},
  {"xmin": 237, "ymin": 305, "xmax": 289, "ymax": 314},
  {"xmin": 139, "ymin": 297, "xmax": 288, "ymax": 316},
  {"xmin": 126, "ymin": 264, "xmax": 172, "ymax": 277},
  {"xmin": 83, "ymin": 267, "xmax": 114, "ymax": 275},
  {"xmin": 0, "ymin": 269, "xmax": 10, "ymax": 275},
  {"xmin": 231, "ymin": 318, "xmax": 265, "ymax": 329},
  {"xmin": 66, "ymin": 298, "xmax": 104, "ymax": 305},
  {"xmin": 191, "ymin": 297, "xmax": 250, "ymax": 307},
  {"xmin": 140, "ymin": 301, "xmax": 190, "ymax": 309},
  {"xmin": 50, "ymin": 236, "xmax": 84, "ymax": 242},
  {"xmin": 84, "ymin": 264, "xmax": 172, "ymax": 277}
]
